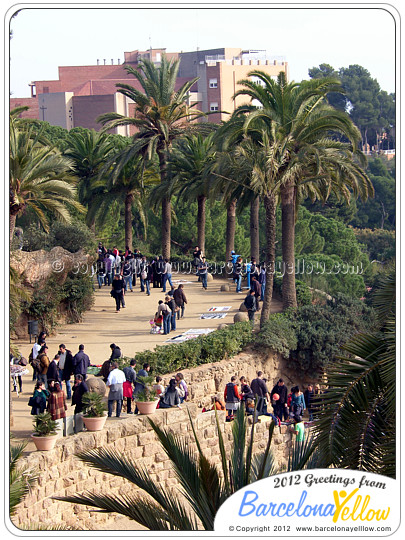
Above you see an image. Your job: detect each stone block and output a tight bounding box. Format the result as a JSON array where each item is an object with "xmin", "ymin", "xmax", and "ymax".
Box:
[
  {"xmin": 220, "ymin": 284, "xmax": 230, "ymax": 292},
  {"xmin": 74, "ymin": 413, "xmax": 84, "ymax": 434},
  {"xmin": 64, "ymin": 415, "xmax": 75, "ymax": 436},
  {"xmin": 234, "ymin": 312, "xmax": 249, "ymax": 323}
]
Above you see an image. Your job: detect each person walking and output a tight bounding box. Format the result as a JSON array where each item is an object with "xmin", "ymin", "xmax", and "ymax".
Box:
[
  {"xmin": 96, "ymin": 256, "xmax": 106, "ymax": 288},
  {"xmin": 48, "ymin": 382, "xmax": 67, "ymax": 421},
  {"xmin": 162, "ymin": 259, "xmax": 174, "ymax": 293},
  {"xmin": 259, "ymin": 263, "xmax": 266, "ymax": 302},
  {"xmin": 29, "ymin": 332, "xmax": 47, "ymax": 381},
  {"xmin": 139, "ymin": 256, "xmax": 149, "ymax": 294},
  {"xmin": 122, "ymin": 258, "xmax": 133, "ymax": 292},
  {"xmin": 243, "ymin": 289, "xmax": 257, "ymax": 322},
  {"xmin": 173, "ymin": 284, "xmax": 187, "ymax": 319},
  {"xmin": 104, "ymin": 251, "xmax": 113, "ymax": 286},
  {"xmin": 58, "ymin": 344, "xmax": 73, "ymax": 399},
  {"xmin": 198, "ymin": 257, "xmax": 208, "ymax": 290},
  {"xmin": 106, "ymin": 362, "xmax": 126, "ymax": 418},
  {"xmin": 192, "ymin": 246, "xmax": 202, "ymax": 279},
  {"xmin": 157, "ymin": 300, "xmax": 172, "ymax": 335},
  {"xmin": 234, "ymin": 257, "xmax": 243, "ymax": 293},
  {"xmin": 72, "ymin": 344, "xmax": 90, "ymax": 380},
  {"xmin": 270, "ymin": 378, "xmax": 289, "ymax": 421},
  {"xmin": 111, "ymin": 273, "xmax": 125, "ymax": 312},
  {"xmin": 155, "ymin": 256, "xmax": 165, "ymax": 289}
]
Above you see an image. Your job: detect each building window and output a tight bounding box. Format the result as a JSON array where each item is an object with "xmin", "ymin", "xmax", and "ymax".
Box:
[
  {"xmin": 210, "ymin": 102, "xmax": 219, "ymax": 112},
  {"xmin": 209, "ymin": 78, "xmax": 218, "ymax": 88}
]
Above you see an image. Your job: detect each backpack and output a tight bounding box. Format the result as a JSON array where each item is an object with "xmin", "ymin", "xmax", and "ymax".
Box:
[{"xmin": 31, "ymin": 356, "xmax": 41, "ymax": 372}]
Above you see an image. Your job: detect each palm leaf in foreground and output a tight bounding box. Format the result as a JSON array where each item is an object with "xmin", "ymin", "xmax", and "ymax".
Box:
[{"xmin": 55, "ymin": 408, "xmax": 315, "ymax": 530}]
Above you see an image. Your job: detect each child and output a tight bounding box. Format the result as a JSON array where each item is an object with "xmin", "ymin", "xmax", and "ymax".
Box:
[
  {"xmin": 153, "ymin": 376, "xmax": 165, "ymax": 395},
  {"xmin": 292, "ymin": 414, "xmax": 305, "ymax": 442}
]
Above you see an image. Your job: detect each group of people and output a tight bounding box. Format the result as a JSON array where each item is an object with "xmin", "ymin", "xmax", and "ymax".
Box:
[
  {"xmin": 219, "ymin": 373, "xmax": 322, "ymax": 442},
  {"xmin": 28, "ymin": 332, "xmax": 93, "ymax": 418},
  {"xmin": 96, "ymin": 353, "xmax": 189, "ymax": 417},
  {"xmin": 153, "ymin": 284, "xmax": 188, "ymax": 334}
]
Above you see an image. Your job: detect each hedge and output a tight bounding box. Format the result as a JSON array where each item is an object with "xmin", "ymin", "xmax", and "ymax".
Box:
[{"xmin": 122, "ymin": 322, "xmax": 254, "ymax": 375}]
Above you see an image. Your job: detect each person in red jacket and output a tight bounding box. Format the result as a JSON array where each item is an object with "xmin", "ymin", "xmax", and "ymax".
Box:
[{"xmin": 224, "ymin": 375, "xmax": 241, "ymax": 420}]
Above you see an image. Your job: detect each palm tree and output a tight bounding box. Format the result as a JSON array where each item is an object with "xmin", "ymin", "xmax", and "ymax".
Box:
[
  {"xmin": 56, "ymin": 406, "xmax": 317, "ymax": 530},
  {"xmin": 313, "ymin": 268, "xmax": 395, "ymax": 477},
  {"xmin": 90, "ymin": 140, "xmax": 156, "ymax": 251},
  {"xmin": 63, "ymin": 129, "xmax": 116, "ymax": 230},
  {"xmin": 169, "ymin": 132, "xmax": 216, "ymax": 255},
  {"xmin": 9, "ymin": 113, "xmax": 82, "ymax": 245},
  {"xmin": 212, "ymin": 119, "xmax": 278, "ymax": 326},
  {"xmin": 97, "ymin": 56, "xmax": 206, "ymax": 258},
  {"xmin": 234, "ymin": 72, "xmax": 374, "ymax": 309}
]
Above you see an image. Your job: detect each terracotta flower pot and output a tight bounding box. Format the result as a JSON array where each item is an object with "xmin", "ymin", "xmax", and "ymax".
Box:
[
  {"xmin": 31, "ymin": 433, "xmax": 58, "ymax": 451},
  {"xmin": 135, "ymin": 400, "xmax": 159, "ymax": 415},
  {"xmin": 83, "ymin": 414, "xmax": 107, "ymax": 431}
]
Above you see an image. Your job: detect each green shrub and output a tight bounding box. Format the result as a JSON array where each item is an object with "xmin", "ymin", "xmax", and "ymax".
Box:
[
  {"xmin": 273, "ymin": 273, "xmax": 312, "ymax": 306},
  {"xmin": 289, "ymin": 294, "xmax": 378, "ymax": 377},
  {"xmin": 254, "ymin": 314, "xmax": 297, "ymax": 359},
  {"xmin": 22, "ymin": 221, "xmax": 96, "ymax": 254},
  {"xmin": 133, "ymin": 322, "xmax": 253, "ymax": 375},
  {"xmin": 23, "ymin": 270, "xmax": 94, "ymax": 332}
]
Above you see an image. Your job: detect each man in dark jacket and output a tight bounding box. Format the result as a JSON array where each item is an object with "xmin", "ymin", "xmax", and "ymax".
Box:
[
  {"xmin": 270, "ymin": 378, "xmax": 289, "ymax": 421},
  {"xmin": 173, "ymin": 284, "xmax": 188, "ymax": 319},
  {"xmin": 243, "ymin": 290, "xmax": 257, "ymax": 322},
  {"xmin": 46, "ymin": 354, "xmax": 60, "ymax": 386},
  {"xmin": 251, "ymin": 371, "xmax": 271, "ymax": 416},
  {"xmin": 251, "ymin": 275, "xmax": 261, "ymax": 303},
  {"xmin": 72, "ymin": 344, "xmax": 90, "ymax": 380},
  {"xmin": 58, "ymin": 344, "xmax": 74, "ymax": 399},
  {"xmin": 71, "ymin": 374, "xmax": 88, "ymax": 414}
]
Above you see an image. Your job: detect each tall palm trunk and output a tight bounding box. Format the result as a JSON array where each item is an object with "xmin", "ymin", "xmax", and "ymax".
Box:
[
  {"xmin": 158, "ymin": 148, "xmax": 171, "ymax": 259},
  {"xmin": 260, "ymin": 194, "xmax": 276, "ymax": 327},
  {"xmin": 124, "ymin": 192, "xmax": 134, "ymax": 251},
  {"xmin": 161, "ymin": 198, "xmax": 171, "ymax": 259},
  {"xmin": 250, "ymin": 196, "xmax": 260, "ymax": 261},
  {"xmin": 281, "ymin": 182, "xmax": 297, "ymax": 309},
  {"xmin": 10, "ymin": 212, "xmax": 17, "ymax": 246},
  {"xmin": 225, "ymin": 198, "xmax": 237, "ymax": 267},
  {"xmin": 197, "ymin": 195, "xmax": 206, "ymax": 255}
]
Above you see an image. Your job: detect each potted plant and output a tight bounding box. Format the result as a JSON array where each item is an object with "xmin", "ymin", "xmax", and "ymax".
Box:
[
  {"xmin": 134, "ymin": 376, "xmax": 159, "ymax": 414},
  {"xmin": 82, "ymin": 392, "xmax": 107, "ymax": 431},
  {"xmin": 31, "ymin": 412, "xmax": 58, "ymax": 451}
]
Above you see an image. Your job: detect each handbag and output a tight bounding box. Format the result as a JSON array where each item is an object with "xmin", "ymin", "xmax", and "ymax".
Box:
[
  {"xmin": 28, "ymin": 396, "xmax": 35, "ymax": 407},
  {"xmin": 18, "ymin": 357, "xmax": 28, "ymax": 366},
  {"xmin": 141, "ymin": 270, "xmax": 147, "ymax": 280}
]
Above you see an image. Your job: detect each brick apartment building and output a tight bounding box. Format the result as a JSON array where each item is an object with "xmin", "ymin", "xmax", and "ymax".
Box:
[{"xmin": 10, "ymin": 47, "xmax": 288, "ymax": 134}]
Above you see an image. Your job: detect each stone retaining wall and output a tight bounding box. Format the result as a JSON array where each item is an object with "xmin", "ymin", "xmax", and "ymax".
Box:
[{"xmin": 11, "ymin": 350, "xmax": 302, "ymax": 531}]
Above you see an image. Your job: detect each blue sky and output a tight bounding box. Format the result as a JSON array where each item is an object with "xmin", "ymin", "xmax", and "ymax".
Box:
[{"xmin": 8, "ymin": 4, "xmax": 397, "ymax": 98}]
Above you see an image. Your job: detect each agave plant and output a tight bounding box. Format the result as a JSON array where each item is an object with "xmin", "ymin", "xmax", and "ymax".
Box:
[{"xmin": 55, "ymin": 405, "xmax": 317, "ymax": 530}]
